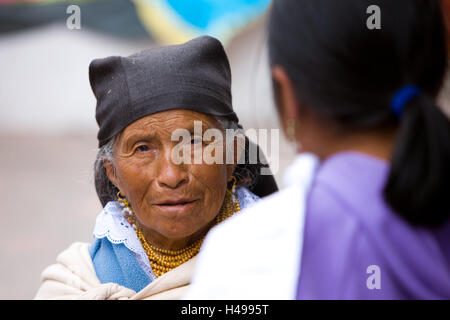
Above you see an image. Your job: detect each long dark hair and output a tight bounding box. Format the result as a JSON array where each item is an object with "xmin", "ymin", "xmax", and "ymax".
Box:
[{"xmin": 268, "ymin": 0, "xmax": 450, "ymax": 227}]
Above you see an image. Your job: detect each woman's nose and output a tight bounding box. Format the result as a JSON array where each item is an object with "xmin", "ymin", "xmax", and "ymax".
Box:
[{"xmin": 156, "ymin": 153, "xmax": 188, "ymax": 189}]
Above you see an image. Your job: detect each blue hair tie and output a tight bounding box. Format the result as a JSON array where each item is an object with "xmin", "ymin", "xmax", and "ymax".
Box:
[{"xmin": 390, "ymin": 85, "xmax": 421, "ymax": 117}]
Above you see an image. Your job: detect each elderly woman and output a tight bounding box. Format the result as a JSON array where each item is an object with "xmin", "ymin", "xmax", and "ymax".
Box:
[{"xmin": 34, "ymin": 36, "xmax": 277, "ymax": 300}]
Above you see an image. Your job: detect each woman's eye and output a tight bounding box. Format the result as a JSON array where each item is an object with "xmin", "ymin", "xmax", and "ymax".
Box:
[{"xmin": 136, "ymin": 145, "xmax": 150, "ymax": 152}]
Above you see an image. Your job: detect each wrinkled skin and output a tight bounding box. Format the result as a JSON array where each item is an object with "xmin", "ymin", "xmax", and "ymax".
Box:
[{"xmin": 105, "ymin": 109, "xmax": 236, "ymax": 251}]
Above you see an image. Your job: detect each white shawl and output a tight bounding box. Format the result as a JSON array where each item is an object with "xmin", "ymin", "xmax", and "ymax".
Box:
[{"xmin": 34, "ymin": 242, "xmax": 196, "ymax": 300}]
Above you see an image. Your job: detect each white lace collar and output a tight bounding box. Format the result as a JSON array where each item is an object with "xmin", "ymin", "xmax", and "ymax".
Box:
[
  {"xmin": 93, "ymin": 200, "xmax": 144, "ymax": 253},
  {"xmin": 92, "ymin": 187, "xmax": 260, "ymax": 278},
  {"xmin": 93, "ymin": 201, "xmax": 155, "ymax": 279}
]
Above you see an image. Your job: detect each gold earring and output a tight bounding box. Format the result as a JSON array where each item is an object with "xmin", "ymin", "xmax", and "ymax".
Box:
[
  {"xmin": 117, "ymin": 191, "xmax": 135, "ymax": 226},
  {"xmin": 286, "ymin": 119, "xmax": 296, "ymax": 142},
  {"xmin": 117, "ymin": 191, "xmax": 130, "ymax": 209},
  {"xmin": 221, "ymin": 176, "xmax": 240, "ymax": 218},
  {"xmin": 227, "ymin": 176, "xmax": 237, "ymax": 196}
]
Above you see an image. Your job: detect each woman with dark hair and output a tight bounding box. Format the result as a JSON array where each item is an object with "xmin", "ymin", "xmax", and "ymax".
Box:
[
  {"xmin": 34, "ymin": 36, "xmax": 278, "ymax": 300},
  {"xmin": 186, "ymin": 0, "xmax": 450, "ymax": 299}
]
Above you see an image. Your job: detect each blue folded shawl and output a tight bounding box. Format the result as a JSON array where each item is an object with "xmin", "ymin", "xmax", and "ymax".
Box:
[{"xmin": 89, "ymin": 238, "xmax": 151, "ymax": 292}]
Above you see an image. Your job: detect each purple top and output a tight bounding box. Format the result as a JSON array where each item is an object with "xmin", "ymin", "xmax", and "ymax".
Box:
[{"xmin": 296, "ymin": 151, "xmax": 450, "ymax": 299}]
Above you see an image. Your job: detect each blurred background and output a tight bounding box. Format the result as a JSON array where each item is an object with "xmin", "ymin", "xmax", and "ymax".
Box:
[{"xmin": 1, "ymin": 0, "xmax": 450, "ymax": 299}]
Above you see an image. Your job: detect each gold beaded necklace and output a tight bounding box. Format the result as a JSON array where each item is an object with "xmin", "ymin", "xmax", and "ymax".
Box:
[{"xmin": 121, "ymin": 189, "xmax": 240, "ymax": 278}]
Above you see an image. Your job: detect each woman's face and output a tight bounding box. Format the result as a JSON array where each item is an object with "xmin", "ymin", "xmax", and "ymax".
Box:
[{"xmin": 106, "ymin": 110, "xmax": 235, "ymax": 247}]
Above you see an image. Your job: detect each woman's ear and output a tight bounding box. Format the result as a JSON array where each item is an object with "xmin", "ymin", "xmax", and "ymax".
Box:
[
  {"xmin": 226, "ymin": 133, "xmax": 246, "ymax": 182},
  {"xmin": 272, "ymin": 66, "xmax": 300, "ymax": 136},
  {"xmin": 104, "ymin": 158, "xmax": 121, "ymax": 192}
]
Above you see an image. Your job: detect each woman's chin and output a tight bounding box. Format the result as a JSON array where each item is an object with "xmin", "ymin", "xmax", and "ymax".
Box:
[
  {"xmin": 138, "ymin": 201, "xmax": 217, "ymax": 241},
  {"xmin": 155, "ymin": 223, "xmax": 207, "ymax": 243}
]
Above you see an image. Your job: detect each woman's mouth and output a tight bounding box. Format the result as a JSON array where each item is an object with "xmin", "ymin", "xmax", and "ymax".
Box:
[{"xmin": 154, "ymin": 199, "xmax": 198, "ymax": 214}]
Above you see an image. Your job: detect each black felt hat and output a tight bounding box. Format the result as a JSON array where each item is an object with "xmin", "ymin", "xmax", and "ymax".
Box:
[{"xmin": 89, "ymin": 35, "xmax": 238, "ymax": 148}]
